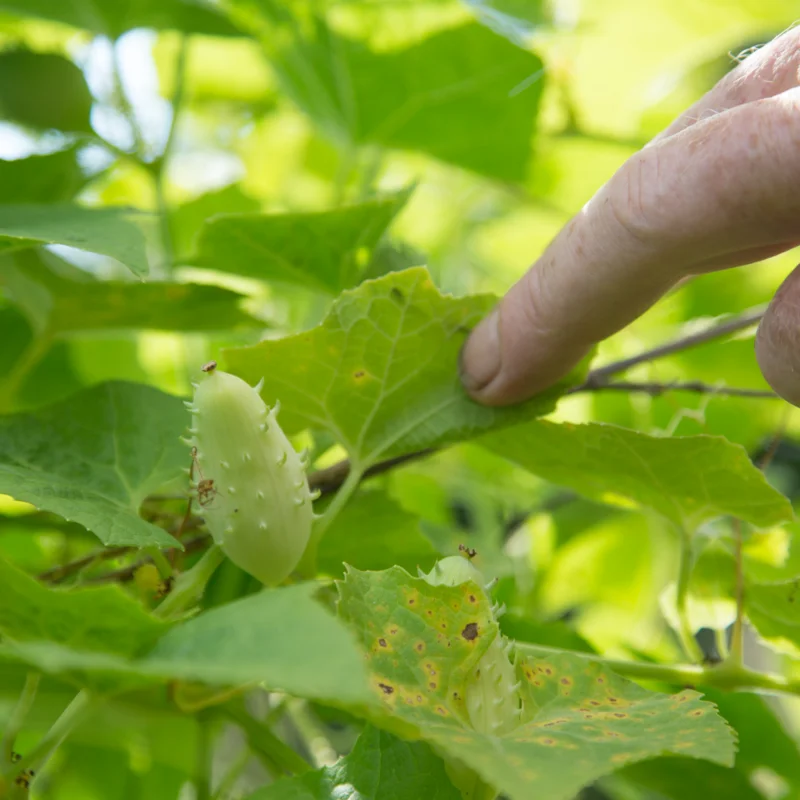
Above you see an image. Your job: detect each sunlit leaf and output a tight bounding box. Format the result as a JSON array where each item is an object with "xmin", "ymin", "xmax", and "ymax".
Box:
[
  {"xmin": 0, "ymin": 0, "xmax": 241, "ymax": 37},
  {"xmin": 0, "ymin": 146, "xmax": 89, "ymax": 204},
  {"xmin": 479, "ymin": 421, "xmax": 793, "ymax": 530},
  {"xmin": 747, "ymin": 578, "xmax": 800, "ymax": 656},
  {"xmin": 0, "ymin": 204, "xmax": 151, "ymax": 277},
  {"xmin": 190, "ymin": 192, "xmax": 410, "ymax": 293},
  {"xmin": 223, "ymin": 268, "xmax": 577, "ymax": 467},
  {"xmin": 338, "ymin": 566, "xmax": 736, "ymax": 800},
  {"xmin": 0, "ymin": 382, "xmax": 187, "ymax": 548}
]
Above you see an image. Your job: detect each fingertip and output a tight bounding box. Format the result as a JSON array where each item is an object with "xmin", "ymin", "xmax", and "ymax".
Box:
[
  {"xmin": 756, "ymin": 263, "xmax": 800, "ymax": 407},
  {"xmin": 459, "ymin": 308, "xmax": 502, "ymax": 401}
]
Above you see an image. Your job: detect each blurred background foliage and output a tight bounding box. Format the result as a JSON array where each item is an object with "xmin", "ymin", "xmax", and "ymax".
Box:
[{"xmin": 2, "ymin": 0, "xmax": 800, "ymax": 798}]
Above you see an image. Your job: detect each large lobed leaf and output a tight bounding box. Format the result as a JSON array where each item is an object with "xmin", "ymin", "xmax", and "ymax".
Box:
[
  {"xmin": 0, "ymin": 382, "xmax": 188, "ymax": 548},
  {"xmin": 236, "ymin": 7, "xmax": 545, "ymax": 181},
  {"xmin": 246, "ymin": 724, "xmax": 461, "ymax": 800},
  {"xmin": 338, "ymin": 566, "xmax": 736, "ymax": 800},
  {"xmin": 224, "ymin": 267, "xmax": 578, "ymax": 467},
  {"xmin": 479, "ymin": 421, "xmax": 793, "ymax": 530},
  {"xmin": 191, "ymin": 192, "xmax": 410, "ymax": 293}
]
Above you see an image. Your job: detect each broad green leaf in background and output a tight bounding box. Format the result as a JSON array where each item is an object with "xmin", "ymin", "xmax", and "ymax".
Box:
[
  {"xmin": 224, "ymin": 268, "xmax": 579, "ymax": 467},
  {"xmin": 0, "ymin": 146, "xmax": 89, "ymax": 205},
  {"xmin": 338, "ymin": 566, "xmax": 736, "ymax": 800},
  {"xmin": 0, "ymin": 251, "xmax": 264, "ymax": 336},
  {"xmin": 239, "ymin": 10, "xmax": 545, "ymax": 181},
  {"xmin": 617, "ymin": 756, "xmax": 764, "ymax": 800},
  {"xmin": 0, "ymin": 381, "xmax": 188, "ymax": 547},
  {"xmin": 246, "ymin": 724, "xmax": 461, "ymax": 800},
  {"xmin": 0, "ymin": 555, "xmax": 168, "ymax": 658},
  {"xmin": 317, "ymin": 489, "xmax": 439, "ymax": 577},
  {"xmin": 746, "ymin": 578, "xmax": 800, "ymax": 656},
  {"xmin": 0, "ymin": 50, "xmax": 92, "ymax": 133},
  {"xmin": 0, "ymin": 204, "xmax": 151, "ymax": 277},
  {"xmin": 141, "ymin": 583, "xmax": 371, "ymax": 705},
  {"xmin": 169, "ymin": 183, "xmax": 260, "ymax": 262},
  {"xmin": 0, "ymin": 0, "xmax": 241, "ymax": 37},
  {"xmin": 190, "ymin": 192, "xmax": 410, "ymax": 293},
  {"xmin": 480, "ymin": 421, "xmax": 793, "ymax": 530}
]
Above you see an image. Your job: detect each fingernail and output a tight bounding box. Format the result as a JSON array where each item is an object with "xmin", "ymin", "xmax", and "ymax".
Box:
[{"xmin": 459, "ymin": 308, "xmax": 501, "ymax": 393}]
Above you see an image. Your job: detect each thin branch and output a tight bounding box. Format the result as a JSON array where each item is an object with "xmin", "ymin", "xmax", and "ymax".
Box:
[
  {"xmin": 578, "ymin": 305, "xmax": 766, "ymax": 387},
  {"xmin": 571, "ymin": 380, "xmax": 778, "ymax": 399}
]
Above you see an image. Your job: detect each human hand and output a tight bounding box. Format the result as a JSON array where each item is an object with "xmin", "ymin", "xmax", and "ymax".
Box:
[{"xmin": 460, "ymin": 28, "xmax": 800, "ymax": 406}]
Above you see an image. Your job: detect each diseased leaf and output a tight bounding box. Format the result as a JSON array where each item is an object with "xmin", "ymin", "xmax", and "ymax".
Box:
[
  {"xmin": 0, "ymin": 555, "xmax": 168, "ymax": 658},
  {"xmin": 338, "ymin": 566, "xmax": 736, "ymax": 800},
  {"xmin": 238, "ymin": 9, "xmax": 544, "ymax": 180},
  {"xmin": 479, "ymin": 421, "xmax": 792, "ymax": 530},
  {"xmin": 0, "ymin": 382, "xmax": 188, "ymax": 548},
  {"xmin": 1, "ymin": 250, "xmax": 263, "ymax": 335},
  {"xmin": 246, "ymin": 725, "xmax": 461, "ymax": 800},
  {"xmin": 0, "ymin": 146, "xmax": 89, "ymax": 204},
  {"xmin": 224, "ymin": 268, "xmax": 579, "ymax": 467},
  {"xmin": 0, "ymin": 204, "xmax": 151, "ymax": 277},
  {"xmin": 0, "ymin": 0, "xmax": 241, "ymax": 37},
  {"xmin": 141, "ymin": 583, "xmax": 371, "ymax": 705},
  {"xmin": 318, "ymin": 489, "xmax": 439, "ymax": 577},
  {"xmin": 191, "ymin": 192, "xmax": 409, "ymax": 293},
  {"xmin": 0, "ymin": 50, "xmax": 92, "ymax": 133}
]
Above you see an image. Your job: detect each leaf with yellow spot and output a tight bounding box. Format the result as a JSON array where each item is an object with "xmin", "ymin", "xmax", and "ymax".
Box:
[
  {"xmin": 224, "ymin": 268, "xmax": 585, "ymax": 467},
  {"xmin": 338, "ymin": 567, "xmax": 737, "ymax": 800}
]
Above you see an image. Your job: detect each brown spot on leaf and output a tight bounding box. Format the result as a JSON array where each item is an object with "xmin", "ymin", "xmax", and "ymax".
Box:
[
  {"xmin": 378, "ymin": 638, "xmax": 387, "ymax": 648},
  {"xmin": 378, "ymin": 683, "xmax": 394, "ymax": 695},
  {"xmin": 354, "ymin": 370, "xmax": 365, "ymax": 379},
  {"xmin": 461, "ymin": 622, "xmax": 479, "ymax": 641}
]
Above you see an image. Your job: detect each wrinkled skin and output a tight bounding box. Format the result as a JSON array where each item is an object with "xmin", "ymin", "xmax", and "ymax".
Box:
[{"xmin": 460, "ymin": 27, "xmax": 800, "ymax": 407}]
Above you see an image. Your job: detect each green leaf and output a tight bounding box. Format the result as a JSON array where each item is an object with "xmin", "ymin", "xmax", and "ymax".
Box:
[
  {"xmin": 466, "ymin": 0, "xmax": 551, "ymax": 44},
  {"xmin": 0, "ymin": 555, "xmax": 168, "ymax": 658},
  {"xmin": 338, "ymin": 566, "xmax": 736, "ymax": 800},
  {"xmin": 318, "ymin": 489, "xmax": 439, "ymax": 577},
  {"xmin": 246, "ymin": 724, "xmax": 461, "ymax": 800},
  {"xmin": 242, "ymin": 11, "xmax": 544, "ymax": 180},
  {"xmin": 617, "ymin": 756, "xmax": 764, "ymax": 800},
  {"xmin": 223, "ymin": 268, "xmax": 577, "ymax": 467},
  {"xmin": 1, "ymin": 250, "xmax": 263, "ymax": 335},
  {"xmin": 746, "ymin": 578, "xmax": 800, "ymax": 656},
  {"xmin": 191, "ymin": 192, "xmax": 410, "ymax": 293},
  {"xmin": 0, "ymin": 146, "xmax": 89, "ymax": 204},
  {"xmin": 0, "ymin": 204, "xmax": 151, "ymax": 277},
  {"xmin": 141, "ymin": 583, "xmax": 371, "ymax": 705},
  {"xmin": 0, "ymin": 49, "xmax": 92, "ymax": 133},
  {"xmin": 0, "ymin": 381, "xmax": 188, "ymax": 548},
  {"xmin": 479, "ymin": 421, "xmax": 793, "ymax": 530},
  {"xmin": 170, "ymin": 184, "xmax": 260, "ymax": 262},
  {"xmin": 0, "ymin": 0, "xmax": 241, "ymax": 37}
]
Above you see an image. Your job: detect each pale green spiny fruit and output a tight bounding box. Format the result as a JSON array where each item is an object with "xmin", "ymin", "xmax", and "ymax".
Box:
[
  {"xmin": 422, "ymin": 554, "xmax": 522, "ymax": 736},
  {"xmin": 184, "ymin": 362, "xmax": 316, "ymax": 585}
]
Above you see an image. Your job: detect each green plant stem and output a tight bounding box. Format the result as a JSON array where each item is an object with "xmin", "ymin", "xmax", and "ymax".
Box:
[
  {"xmin": 0, "ymin": 690, "xmax": 93, "ymax": 782},
  {"xmin": 155, "ymin": 544, "xmax": 225, "ymax": 619},
  {"xmin": 146, "ymin": 546, "xmax": 174, "ymax": 580},
  {"xmin": 675, "ymin": 526, "xmax": 704, "ymax": 663},
  {"xmin": 1, "ymin": 673, "xmax": 40, "ymax": 765},
  {"xmin": 222, "ymin": 702, "xmax": 312, "ymax": 776},
  {"xmin": 0, "ymin": 334, "xmax": 52, "ymax": 414},
  {"xmin": 195, "ymin": 716, "xmax": 213, "ymax": 800},
  {"xmin": 515, "ymin": 643, "xmax": 800, "ymax": 697},
  {"xmin": 298, "ymin": 465, "xmax": 364, "ymax": 577},
  {"xmin": 729, "ymin": 518, "xmax": 745, "ymax": 666}
]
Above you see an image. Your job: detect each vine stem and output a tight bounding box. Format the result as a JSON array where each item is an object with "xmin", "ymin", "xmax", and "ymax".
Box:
[
  {"xmin": 675, "ymin": 525, "xmax": 704, "ymax": 663},
  {"xmin": 154, "ymin": 544, "xmax": 225, "ymax": 619},
  {"xmin": 1, "ymin": 673, "xmax": 40, "ymax": 765},
  {"xmin": 195, "ymin": 716, "xmax": 213, "ymax": 800},
  {"xmin": 515, "ymin": 643, "xmax": 800, "ymax": 697},
  {"xmin": 0, "ymin": 690, "xmax": 94, "ymax": 782},
  {"xmin": 297, "ymin": 465, "xmax": 364, "ymax": 577}
]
